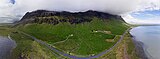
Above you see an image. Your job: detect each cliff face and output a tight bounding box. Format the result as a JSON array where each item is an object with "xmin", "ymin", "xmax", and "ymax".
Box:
[{"xmin": 17, "ymin": 10, "xmax": 124, "ymax": 25}]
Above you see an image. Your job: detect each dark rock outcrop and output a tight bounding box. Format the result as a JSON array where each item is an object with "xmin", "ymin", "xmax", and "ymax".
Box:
[
  {"xmin": 16, "ymin": 10, "xmax": 124, "ymax": 25},
  {"xmin": 131, "ymin": 36, "xmax": 149, "ymax": 59}
]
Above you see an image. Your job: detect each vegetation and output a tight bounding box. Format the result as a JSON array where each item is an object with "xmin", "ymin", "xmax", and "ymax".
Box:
[
  {"xmin": 0, "ymin": 26, "xmax": 14, "ymax": 36},
  {"xmin": 0, "ymin": 10, "xmax": 140, "ymax": 59},
  {"xmin": 98, "ymin": 32, "xmax": 140, "ymax": 59},
  {"xmin": 0, "ymin": 25, "xmax": 67, "ymax": 59},
  {"xmin": 18, "ymin": 10, "xmax": 121, "ymax": 25},
  {"xmin": 10, "ymin": 32, "xmax": 64, "ymax": 59},
  {"xmin": 18, "ymin": 17, "xmax": 129, "ymax": 56}
]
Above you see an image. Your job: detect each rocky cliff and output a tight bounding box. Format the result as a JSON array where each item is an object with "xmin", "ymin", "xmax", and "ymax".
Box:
[{"xmin": 16, "ymin": 10, "xmax": 124, "ymax": 25}]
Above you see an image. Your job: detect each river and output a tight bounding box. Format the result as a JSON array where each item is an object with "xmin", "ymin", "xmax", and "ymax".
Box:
[
  {"xmin": 0, "ymin": 36, "xmax": 16, "ymax": 59},
  {"xmin": 130, "ymin": 26, "xmax": 160, "ymax": 59}
]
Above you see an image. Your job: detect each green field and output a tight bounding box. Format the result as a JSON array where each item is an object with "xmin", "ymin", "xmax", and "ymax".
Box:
[
  {"xmin": 0, "ymin": 26, "xmax": 14, "ymax": 36},
  {"xmin": 98, "ymin": 32, "xmax": 140, "ymax": 59},
  {"xmin": 0, "ymin": 25, "xmax": 66, "ymax": 59},
  {"xmin": 18, "ymin": 17, "xmax": 129, "ymax": 56},
  {"xmin": 10, "ymin": 32, "xmax": 58, "ymax": 59}
]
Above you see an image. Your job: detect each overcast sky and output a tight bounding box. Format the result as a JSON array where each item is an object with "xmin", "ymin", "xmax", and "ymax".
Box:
[{"xmin": 0, "ymin": 0, "xmax": 160, "ymax": 24}]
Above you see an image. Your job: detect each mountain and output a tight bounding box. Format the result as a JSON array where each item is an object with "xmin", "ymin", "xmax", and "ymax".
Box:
[
  {"xmin": 9, "ymin": 10, "xmax": 143, "ymax": 59},
  {"xmin": 16, "ymin": 10, "xmax": 125, "ymax": 25}
]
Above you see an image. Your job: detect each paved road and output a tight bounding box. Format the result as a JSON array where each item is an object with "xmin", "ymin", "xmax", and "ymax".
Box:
[
  {"xmin": 19, "ymin": 28, "xmax": 130, "ymax": 59},
  {"xmin": 0, "ymin": 36, "xmax": 16, "ymax": 59}
]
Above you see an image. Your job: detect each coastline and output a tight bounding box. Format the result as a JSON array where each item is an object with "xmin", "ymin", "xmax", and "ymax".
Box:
[
  {"xmin": 0, "ymin": 36, "xmax": 16, "ymax": 59},
  {"xmin": 129, "ymin": 30, "xmax": 151, "ymax": 59}
]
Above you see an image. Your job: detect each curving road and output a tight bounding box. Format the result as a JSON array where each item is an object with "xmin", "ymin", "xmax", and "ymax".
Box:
[{"xmin": 18, "ymin": 28, "xmax": 130, "ymax": 59}]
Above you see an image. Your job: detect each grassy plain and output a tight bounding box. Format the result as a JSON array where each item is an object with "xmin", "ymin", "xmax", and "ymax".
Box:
[
  {"xmin": 0, "ymin": 25, "xmax": 63, "ymax": 59},
  {"xmin": 18, "ymin": 17, "xmax": 129, "ymax": 56},
  {"xmin": 98, "ymin": 32, "xmax": 140, "ymax": 59}
]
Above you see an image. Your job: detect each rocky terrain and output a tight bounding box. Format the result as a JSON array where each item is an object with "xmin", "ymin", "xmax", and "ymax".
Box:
[{"xmin": 16, "ymin": 10, "xmax": 124, "ymax": 25}]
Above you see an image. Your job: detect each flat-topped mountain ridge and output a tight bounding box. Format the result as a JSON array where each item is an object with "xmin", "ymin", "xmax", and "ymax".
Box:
[{"xmin": 17, "ymin": 10, "xmax": 124, "ymax": 25}]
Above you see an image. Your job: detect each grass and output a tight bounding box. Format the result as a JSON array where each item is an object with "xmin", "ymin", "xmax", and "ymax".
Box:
[
  {"xmin": 10, "ymin": 32, "xmax": 60, "ymax": 59},
  {"xmin": 18, "ymin": 17, "xmax": 129, "ymax": 56},
  {"xmin": 0, "ymin": 26, "xmax": 14, "ymax": 36},
  {"xmin": 0, "ymin": 25, "xmax": 69, "ymax": 59},
  {"xmin": 98, "ymin": 32, "xmax": 140, "ymax": 59},
  {"xmin": 0, "ymin": 16, "xmax": 139, "ymax": 59}
]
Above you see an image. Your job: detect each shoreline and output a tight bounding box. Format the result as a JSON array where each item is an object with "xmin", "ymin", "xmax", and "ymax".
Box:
[
  {"xmin": 0, "ymin": 36, "xmax": 16, "ymax": 59},
  {"xmin": 129, "ymin": 30, "xmax": 152, "ymax": 59}
]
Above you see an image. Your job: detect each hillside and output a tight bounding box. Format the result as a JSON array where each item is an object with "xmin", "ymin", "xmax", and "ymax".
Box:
[
  {"xmin": 7, "ymin": 10, "xmax": 140, "ymax": 59},
  {"xmin": 16, "ymin": 10, "xmax": 124, "ymax": 25}
]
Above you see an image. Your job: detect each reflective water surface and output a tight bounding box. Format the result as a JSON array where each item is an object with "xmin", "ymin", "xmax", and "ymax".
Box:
[
  {"xmin": 0, "ymin": 36, "xmax": 16, "ymax": 59},
  {"xmin": 130, "ymin": 26, "xmax": 160, "ymax": 59}
]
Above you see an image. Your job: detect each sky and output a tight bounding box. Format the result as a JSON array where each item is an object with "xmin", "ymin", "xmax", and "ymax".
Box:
[
  {"xmin": 123, "ymin": 10, "xmax": 160, "ymax": 25},
  {"xmin": 0, "ymin": 0, "xmax": 160, "ymax": 24}
]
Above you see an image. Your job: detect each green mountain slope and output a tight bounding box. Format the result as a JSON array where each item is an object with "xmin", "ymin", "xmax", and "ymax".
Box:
[
  {"xmin": 15, "ymin": 10, "xmax": 129, "ymax": 56},
  {"xmin": 0, "ymin": 10, "xmax": 140, "ymax": 59}
]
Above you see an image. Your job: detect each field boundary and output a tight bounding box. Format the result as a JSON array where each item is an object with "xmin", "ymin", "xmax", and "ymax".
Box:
[{"xmin": 11, "ymin": 28, "xmax": 130, "ymax": 59}]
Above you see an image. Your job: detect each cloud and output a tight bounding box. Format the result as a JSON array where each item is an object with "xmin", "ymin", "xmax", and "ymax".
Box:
[
  {"xmin": 136, "ymin": 0, "xmax": 160, "ymax": 11},
  {"xmin": 122, "ymin": 13, "xmax": 160, "ymax": 25},
  {"xmin": 0, "ymin": 0, "xmax": 15, "ymax": 23},
  {"xmin": 121, "ymin": 0, "xmax": 160, "ymax": 25},
  {"xmin": 13, "ymin": 0, "xmax": 140, "ymax": 14},
  {"xmin": 0, "ymin": 0, "xmax": 159, "ymax": 23}
]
